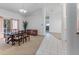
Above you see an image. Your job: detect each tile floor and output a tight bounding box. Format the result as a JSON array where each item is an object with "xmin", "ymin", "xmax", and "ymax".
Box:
[{"xmin": 36, "ymin": 33, "xmax": 67, "ymax": 55}]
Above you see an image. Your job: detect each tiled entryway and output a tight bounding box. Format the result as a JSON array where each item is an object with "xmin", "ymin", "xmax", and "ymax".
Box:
[{"xmin": 36, "ymin": 33, "xmax": 67, "ymax": 55}]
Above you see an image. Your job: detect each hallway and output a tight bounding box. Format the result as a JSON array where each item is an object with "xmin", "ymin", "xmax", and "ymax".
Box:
[{"xmin": 36, "ymin": 33, "xmax": 67, "ymax": 55}]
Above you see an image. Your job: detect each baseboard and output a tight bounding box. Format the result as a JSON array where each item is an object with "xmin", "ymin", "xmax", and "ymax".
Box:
[
  {"xmin": 38, "ymin": 34, "xmax": 45, "ymax": 37},
  {"xmin": 49, "ymin": 32, "xmax": 61, "ymax": 34}
]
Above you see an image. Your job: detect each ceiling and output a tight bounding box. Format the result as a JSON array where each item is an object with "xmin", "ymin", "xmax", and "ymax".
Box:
[{"xmin": 0, "ymin": 3, "xmax": 62, "ymax": 16}]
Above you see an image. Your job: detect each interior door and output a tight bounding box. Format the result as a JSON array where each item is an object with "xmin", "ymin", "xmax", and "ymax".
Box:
[{"xmin": 0, "ymin": 16, "xmax": 4, "ymax": 39}]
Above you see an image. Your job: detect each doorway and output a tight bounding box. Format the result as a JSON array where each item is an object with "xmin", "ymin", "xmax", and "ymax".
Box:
[{"xmin": 45, "ymin": 16, "xmax": 50, "ymax": 33}]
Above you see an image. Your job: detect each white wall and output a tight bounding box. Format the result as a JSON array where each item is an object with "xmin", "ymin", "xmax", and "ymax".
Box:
[
  {"xmin": 46, "ymin": 5, "xmax": 62, "ymax": 33},
  {"xmin": 25, "ymin": 9, "xmax": 44, "ymax": 35},
  {"xmin": 66, "ymin": 3, "xmax": 79, "ymax": 54},
  {"xmin": 25, "ymin": 5, "xmax": 63, "ymax": 35},
  {"xmin": 0, "ymin": 9, "xmax": 24, "ymax": 30},
  {"xmin": 77, "ymin": 4, "xmax": 79, "ymax": 32}
]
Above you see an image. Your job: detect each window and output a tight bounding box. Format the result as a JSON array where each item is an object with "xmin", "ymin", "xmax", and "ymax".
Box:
[{"xmin": 12, "ymin": 20, "xmax": 18, "ymax": 29}]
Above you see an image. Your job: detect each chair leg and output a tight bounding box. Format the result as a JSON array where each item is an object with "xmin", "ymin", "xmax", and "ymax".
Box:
[
  {"xmin": 12, "ymin": 41, "xmax": 15, "ymax": 46},
  {"xmin": 6, "ymin": 41, "xmax": 9, "ymax": 44},
  {"xmin": 6, "ymin": 37, "xmax": 10, "ymax": 44},
  {"xmin": 18, "ymin": 40, "xmax": 20, "ymax": 46},
  {"xmin": 11, "ymin": 38, "xmax": 15, "ymax": 46},
  {"xmin": 28, "ymin": 36, "xmax": 30, "ymax": 41},
  {"xmin": 25, "ymin": 37, "xmax": 27, "ymax": 42},
  {"xmin": 23, "ymin": 38, "xmax": 24, "ymax": 43}
]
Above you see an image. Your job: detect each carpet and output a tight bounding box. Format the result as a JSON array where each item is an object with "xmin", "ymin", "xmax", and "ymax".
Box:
[{"xmin": 0, "ymin": 35, "xmax": 44, "ymax": 55}]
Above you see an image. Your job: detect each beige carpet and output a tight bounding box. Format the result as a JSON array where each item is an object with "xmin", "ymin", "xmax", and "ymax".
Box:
[{"xmin": 0, "ymin": 36, "xmax": 44, "ymax": 55}]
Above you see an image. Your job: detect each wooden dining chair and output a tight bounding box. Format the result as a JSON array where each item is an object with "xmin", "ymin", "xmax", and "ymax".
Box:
[{"xmin": 13, "ymin": 33, "xmax": 22, "ymax": 46}]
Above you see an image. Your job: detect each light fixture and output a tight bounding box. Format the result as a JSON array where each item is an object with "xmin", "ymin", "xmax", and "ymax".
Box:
[
  {"xmin": 19, "ymin": 9, "xmax": 27, "ymax": 13},
  {"xmin": 46, "ymin": 23, "xmax": 50, "ymax": 26},
  {"xmin": 19, "ymin": 4, "xmax": 27, "ymax": 13}
]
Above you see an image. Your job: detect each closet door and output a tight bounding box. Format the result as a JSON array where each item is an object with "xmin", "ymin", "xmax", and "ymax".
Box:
[{"xmin": 0, "ymin": 16, "xmax": 4, "ymax": 39}]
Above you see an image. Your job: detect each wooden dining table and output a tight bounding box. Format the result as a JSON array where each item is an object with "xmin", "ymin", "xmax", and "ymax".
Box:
[{"xmin": 5, "ymin": 31, "xmax": 30, "ymax": 46}]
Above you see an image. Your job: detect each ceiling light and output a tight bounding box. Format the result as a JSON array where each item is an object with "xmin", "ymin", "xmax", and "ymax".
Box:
[
  {"xmin": 46, "ymin": 24, "xmax": 50, "ymax": 26},
  {"xmin": 19, "ymin": 9, "xmax": 27, "ymax": 13}
]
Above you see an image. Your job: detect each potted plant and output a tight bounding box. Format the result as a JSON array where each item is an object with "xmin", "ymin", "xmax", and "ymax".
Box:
[{"xmin": 23, "ymin": 21, "xmax": 28, "ymax": 31}]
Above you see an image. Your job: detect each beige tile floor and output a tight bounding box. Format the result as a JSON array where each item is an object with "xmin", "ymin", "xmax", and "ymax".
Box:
[
  {"xmin": 51, "ymin": 32, "xmax": 61, "ymax": 40},
  {"xmin": 36, "ymin": 33, "xmax": 67, "ymax": 55}
]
